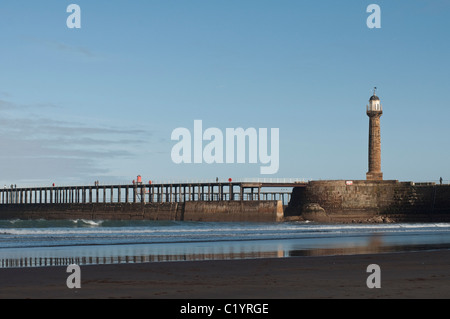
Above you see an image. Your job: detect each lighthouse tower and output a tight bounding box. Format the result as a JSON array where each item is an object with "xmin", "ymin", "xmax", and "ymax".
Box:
[{"xmin": 366, "ymin": 88, "xmax": 383, "ymax": 181}]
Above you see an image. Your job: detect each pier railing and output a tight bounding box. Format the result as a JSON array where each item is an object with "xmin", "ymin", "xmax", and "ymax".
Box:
[{"xmin": 0, "ymin": 181, "xmax": 307, "ymax": 206}]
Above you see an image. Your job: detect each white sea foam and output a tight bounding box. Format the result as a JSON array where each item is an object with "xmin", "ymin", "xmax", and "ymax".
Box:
[
  {"xmin": 80, "ymin": 219, "xmax": 103, "ymax": 226},
  {"xmin": 0, "ymin": 222, "xmax": 449, "ymax": 238}
]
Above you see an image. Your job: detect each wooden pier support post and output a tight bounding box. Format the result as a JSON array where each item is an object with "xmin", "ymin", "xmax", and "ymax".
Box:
[{"xmin": 156, "ymin": 186, "xmax": 159, "ymax": 203}]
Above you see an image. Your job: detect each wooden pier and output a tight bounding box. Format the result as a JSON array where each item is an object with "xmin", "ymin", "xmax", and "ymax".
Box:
[
  {"xmin": 0, "ymin": 181, "xmax": 306, "ymax": 206},
  {"xmin": 0, "ymin": 179, "xmax": 308, "ymax": 222}
]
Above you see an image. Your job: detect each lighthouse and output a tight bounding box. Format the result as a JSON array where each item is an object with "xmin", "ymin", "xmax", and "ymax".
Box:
[{"xmin": 366, "ymin": 88, "xmax": 383, "ymax": 181}]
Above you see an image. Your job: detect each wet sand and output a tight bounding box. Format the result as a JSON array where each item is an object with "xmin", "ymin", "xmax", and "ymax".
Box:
[{"xmin": 0, "ymin": 250, "xmax": 449, "ymax": 299}]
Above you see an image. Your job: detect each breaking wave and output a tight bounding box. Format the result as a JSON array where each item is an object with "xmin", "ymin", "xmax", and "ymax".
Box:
[{"xmin": 0, "ymin": 220, "xmax": 449, "ymax": 248}]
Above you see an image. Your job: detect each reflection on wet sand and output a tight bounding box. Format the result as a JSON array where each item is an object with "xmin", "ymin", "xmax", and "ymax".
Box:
[
  {"xmin": 290, "ymin": 233, "xmax": 385, "ymax": 257},
  {"xmin": 0, "ymin": 251, "xmax": 282, "ymax": 268},
  {"xmin": 289, "ymin": 233, "xmax": 450, "ymax": 257},
  {"xmin": 2, "ymin": 234, "xmax": 450, "ymax": 268}
]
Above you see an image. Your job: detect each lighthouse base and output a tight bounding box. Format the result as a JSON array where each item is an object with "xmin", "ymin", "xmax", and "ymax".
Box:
[{"xmin": 366, "ymin": 172, "xmax": 383, "ymax": 181}]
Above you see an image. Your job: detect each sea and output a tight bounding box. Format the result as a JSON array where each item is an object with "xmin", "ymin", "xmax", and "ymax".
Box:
[{"xmin": 1, "ymin": 219, "xmax": 450, "ymax": 268}]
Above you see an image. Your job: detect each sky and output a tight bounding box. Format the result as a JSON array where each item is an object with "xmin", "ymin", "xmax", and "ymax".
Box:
[{"xmin": 0, "ymin": 0, "xmax": 449, "ymax": 186}]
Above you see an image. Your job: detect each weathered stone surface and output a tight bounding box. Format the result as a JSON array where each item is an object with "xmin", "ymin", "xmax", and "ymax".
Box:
[
  {"xmin": 0, "ymin": 201, "xmax": 283, "ymax": 222},
  {"xmin": 184, "ymin": 201, "xmax": 283, "ymax": 222},
  {"xmin": 301, "ymin": 203, "xmax": 330, "ymax": 222},
  {"xmin": 286, "ymin": 180, "xmax": 450, "ymax": 223}
]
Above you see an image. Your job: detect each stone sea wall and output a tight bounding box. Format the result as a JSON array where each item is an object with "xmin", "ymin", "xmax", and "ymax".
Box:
[
  {"xmin": 0, "ymin": 200, "xmax": 283, "ymax": 222},
  {"xmin": 285, "ymin": 180, "xmax": 450, "ymax": 223}
]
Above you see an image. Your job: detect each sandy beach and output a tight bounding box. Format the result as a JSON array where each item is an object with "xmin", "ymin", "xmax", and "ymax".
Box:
[{"xmin": 1, "ymin": 250, "xmax": 449, "ymax": 299}]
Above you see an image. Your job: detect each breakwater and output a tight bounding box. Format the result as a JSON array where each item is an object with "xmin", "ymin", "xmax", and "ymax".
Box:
[
  {"xmin": 285, "ymin": 180, "xmax": 450, "ymax": 223},
  {"xmin": 0, "ymin": 181, "xmax": 293, "ymax": 222},
  {"xmin": 2, "ymin": 180, "xmax": 449, "ymax": 223},
  {"xmin": 0, "ymin": 201, "xmax": 283, "ymax": 222}
]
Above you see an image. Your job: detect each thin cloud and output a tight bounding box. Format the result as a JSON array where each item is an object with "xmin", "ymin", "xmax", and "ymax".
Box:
[
  {"xmin": 0, "ymin": 109, "xmax": 155, "ymax": 184},
  {"xmin": 50, "ymin": 41, "xmax": 96, "ymax": 58},
  {"xmin": 0, "ymin": 116, "xmax": 148, "ymax": 138},
  {"xmin": 26, "ymin": 37, "xmax": 96, "ymax": 58},
  {"xmin": 0, "ymin": 99, "xmax": 61, "ymax": 111},
  {"xmin": 0, "ymin": 91, "xmax": 12, "ymax": 98},
  {"xmin": 36, "ymin": 137, "xmax": 146, "ymax": 147},
  {"xmin": 0, "ymin": 99, "xmax": 16, "ymax": 110}
]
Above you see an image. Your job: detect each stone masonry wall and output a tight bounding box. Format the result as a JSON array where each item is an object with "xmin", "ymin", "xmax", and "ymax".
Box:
[
  {"xmin": 286, "ymin": 180, "xmax": 450, "ymax": 223},
  {"xmin": 0, "ymin": 200, "xmax": 282, "ymax": 222}
]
